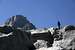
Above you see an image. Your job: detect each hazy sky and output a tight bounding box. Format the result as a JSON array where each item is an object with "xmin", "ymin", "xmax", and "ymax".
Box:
[{"xmin": 0, "ymin": 0, "xmax": 75, "ymax": 28}]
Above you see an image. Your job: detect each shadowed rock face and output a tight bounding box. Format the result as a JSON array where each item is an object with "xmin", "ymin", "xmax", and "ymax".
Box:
[
  {"xmin": 0, "ymin": 26, "xmax": 35, "ymax": 50},
  {"xmin": 0, "ymin": 26, "xmax": 13, "ymax": 34},
  {"xmin": 5, "ymin": 15, "xmax": 36, "ymax": 30}
]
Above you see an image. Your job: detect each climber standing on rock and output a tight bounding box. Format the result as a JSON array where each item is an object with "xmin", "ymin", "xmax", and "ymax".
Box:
[{"xmin": 57, "ymin": 21, "xmax": 61, "ymax": 29}]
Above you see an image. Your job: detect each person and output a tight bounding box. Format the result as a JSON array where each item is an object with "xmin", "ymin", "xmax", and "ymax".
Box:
[{"xmin": 57, "ymin": 21, "xmax": 61, "ymax": 29}]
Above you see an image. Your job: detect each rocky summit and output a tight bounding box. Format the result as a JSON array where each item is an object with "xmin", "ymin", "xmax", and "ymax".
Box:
[{"xmin": 5, "ymin": 15, "xmax": 36, "ymax": 30}]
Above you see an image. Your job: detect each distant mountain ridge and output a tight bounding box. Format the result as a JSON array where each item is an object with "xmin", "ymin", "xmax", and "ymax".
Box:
[{"xmin": 5, "ymin": 15, "xmax": 36, "ymax": 30}]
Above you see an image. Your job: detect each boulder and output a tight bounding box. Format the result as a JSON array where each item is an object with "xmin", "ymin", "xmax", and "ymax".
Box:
[
  {"xmin": 53, "ymin": 30, "xmax": 75, "ymax": 50},
  {"xmin": 34, "ymin": 40, "xmax": 48, "ymax": 49},
  {"xmin": 64, "ymin": 25, "xmax": 75, "ymax": 32},
  {"xmin": 0, "ymin": 26, "xmax": 35, "ymax": 50}
]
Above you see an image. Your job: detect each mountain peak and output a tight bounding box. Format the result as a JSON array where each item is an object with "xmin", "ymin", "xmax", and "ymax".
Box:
[{"xmin": 5, "ymin": 15, "xmax": 36, "ymax": 30}]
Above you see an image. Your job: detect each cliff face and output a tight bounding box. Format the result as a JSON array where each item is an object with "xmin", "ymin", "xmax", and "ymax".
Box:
[{"xmin": 5, "ymin": 15, "xmax": 36, "ymax": 30}]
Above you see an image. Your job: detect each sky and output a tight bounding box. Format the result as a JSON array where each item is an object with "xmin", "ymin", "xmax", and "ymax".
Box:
[{"xmin": 0, "ymin": 0, "xmax": 75, "ymax": 28}]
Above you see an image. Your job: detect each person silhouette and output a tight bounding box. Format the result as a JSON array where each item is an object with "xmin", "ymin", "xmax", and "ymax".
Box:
[{"xmin": 57, "ymin": 21, "xmax": 61, "ymax": 29}]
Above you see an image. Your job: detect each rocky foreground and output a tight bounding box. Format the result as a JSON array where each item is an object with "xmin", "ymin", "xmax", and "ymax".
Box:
[
  {"xmin": 0, "ymin": 15, "xmax": 75, "ymax": 50},
  {"xmin": 30, "ymin": 25, "xmax": 75, "ymax": 50},
  {"xmin": 0, "ymin": 25, "xmax": 75, "ymax": 50}
]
